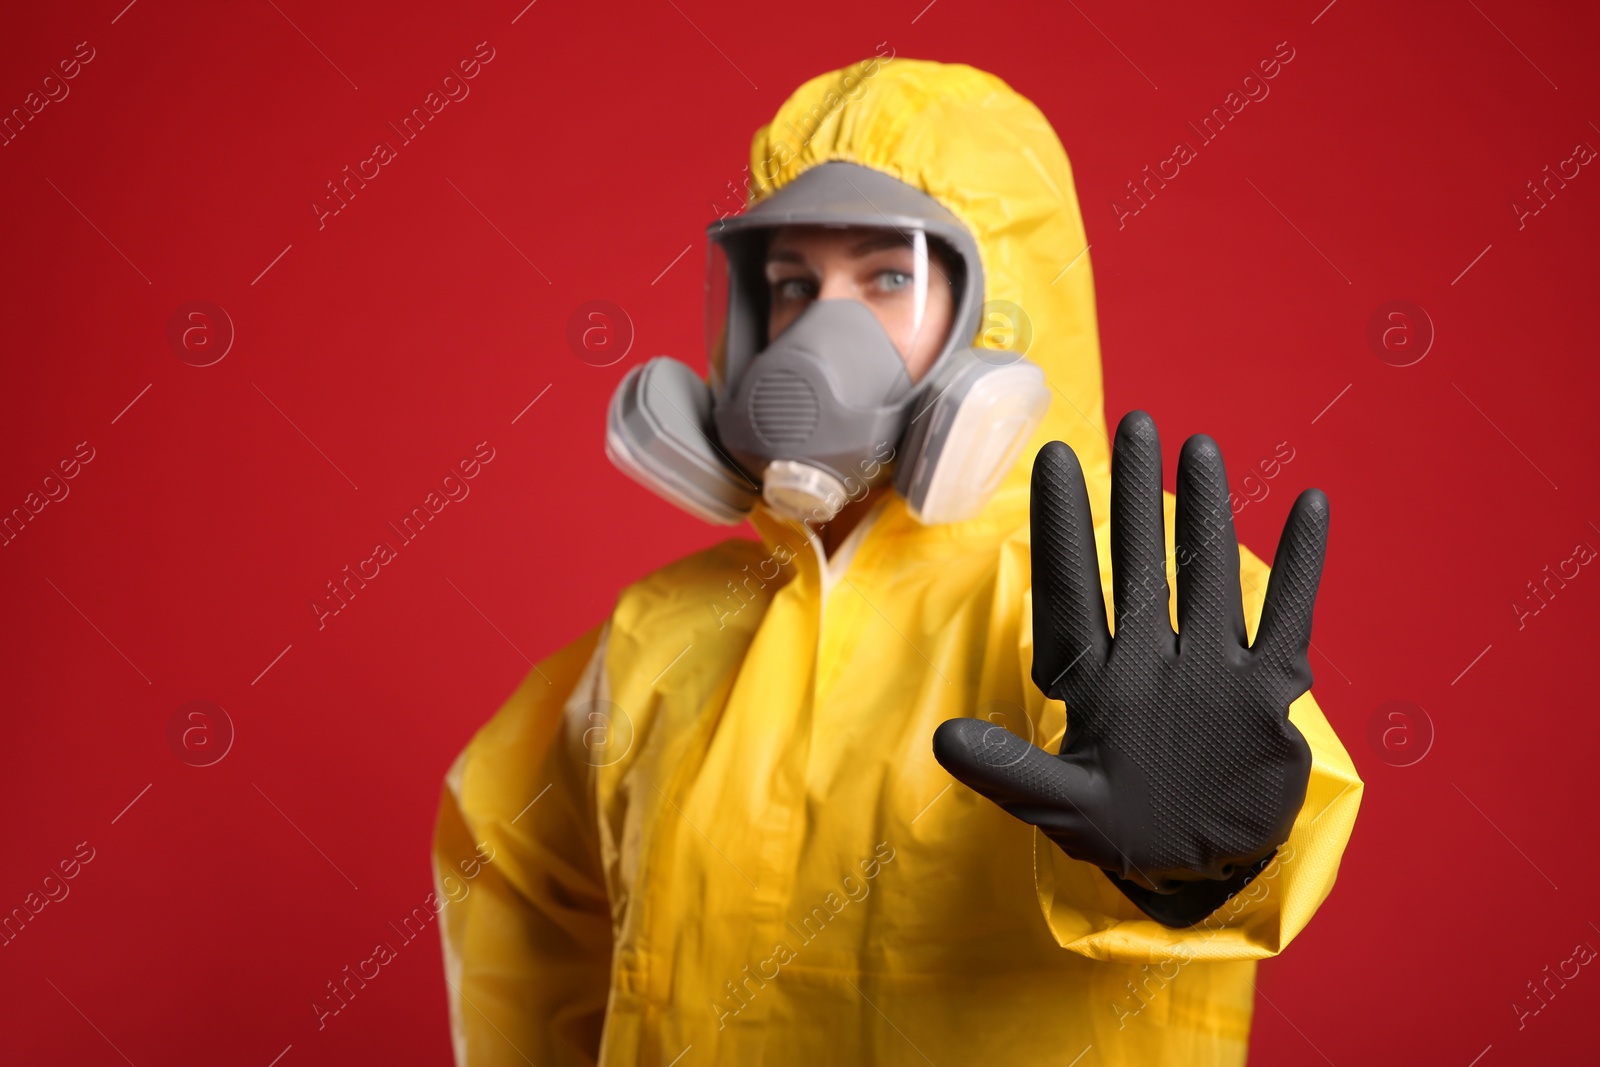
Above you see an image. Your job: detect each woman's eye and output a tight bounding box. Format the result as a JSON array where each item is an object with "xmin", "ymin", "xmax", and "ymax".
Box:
[
  {"xmin": 874, "ymin": 270, "xmax": 912, "ymax": 293},
  {"xmin": 772, "ymin": 278, "xmax": 817, "ymax": 302}
]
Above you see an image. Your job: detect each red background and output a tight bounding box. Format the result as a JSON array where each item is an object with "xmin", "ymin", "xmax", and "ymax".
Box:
[{"xmin": 3, "ymin": 0, "xmax": 1597, "ymax": 1063}]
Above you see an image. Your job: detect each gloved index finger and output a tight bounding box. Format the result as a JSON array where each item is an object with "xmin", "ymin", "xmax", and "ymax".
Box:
[{"xmin": 1030, "ymin": 440, "xmax": 1111, "ymax": 695}]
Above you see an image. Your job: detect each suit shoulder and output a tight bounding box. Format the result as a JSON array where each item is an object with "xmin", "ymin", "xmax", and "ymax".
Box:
[{"xmin": 611, "ymin": 535, "xmax": 788, "ymax": 641}]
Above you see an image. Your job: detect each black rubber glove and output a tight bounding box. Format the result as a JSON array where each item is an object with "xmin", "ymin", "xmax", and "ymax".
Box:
[{"xmin": 933, "ymin": 410, "xmax": 1328, "ymax": 927}]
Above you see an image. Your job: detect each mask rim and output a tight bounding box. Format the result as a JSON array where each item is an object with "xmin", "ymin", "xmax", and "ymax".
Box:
[{"xmin": 704, "ymin": 162, "xmax": 986, "ymax": 405}]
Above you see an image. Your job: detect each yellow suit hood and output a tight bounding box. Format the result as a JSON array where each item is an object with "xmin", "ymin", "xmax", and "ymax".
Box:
[{"xmin": 748, "ymin": 56, "xmax": 1110, "ymax": 542}]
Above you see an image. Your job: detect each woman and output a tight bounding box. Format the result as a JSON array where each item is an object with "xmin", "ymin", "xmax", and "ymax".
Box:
[{"xmin": 433, "ymin": 56, "xmax": 1362, "ymax": 1066}]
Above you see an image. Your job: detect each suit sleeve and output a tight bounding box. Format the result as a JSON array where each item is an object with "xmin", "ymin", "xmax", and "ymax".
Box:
[
  {"xmin": 1022, "ymin": 534, "xmax": 1364, "ymax": 962},
  {"xmin": 433, "ymin": 621, "xmax": 615, "ymax": 1066}
]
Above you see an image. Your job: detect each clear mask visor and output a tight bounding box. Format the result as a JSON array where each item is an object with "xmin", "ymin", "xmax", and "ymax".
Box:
[{"xmin": 707, "ymin": 225, "xmax": 943, "ymax": 391}]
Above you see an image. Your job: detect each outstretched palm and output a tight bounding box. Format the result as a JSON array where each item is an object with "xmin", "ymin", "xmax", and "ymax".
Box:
[{"xmin": 933, "ymin": 410, "xmax": 1329, "ymax": 923}]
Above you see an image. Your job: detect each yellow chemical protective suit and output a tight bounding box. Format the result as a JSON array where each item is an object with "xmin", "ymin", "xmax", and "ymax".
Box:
[{"xmin": 433, "ymin": 58, "xmax": 1362, "ymax": 1066}]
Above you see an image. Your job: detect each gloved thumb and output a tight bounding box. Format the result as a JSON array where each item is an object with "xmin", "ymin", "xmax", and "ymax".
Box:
[
  {"xmin": 931, "ymin": 718, "xmax": 1095, "ymax": 815},
  {"xmin": 932, "ymin": 717, "xmax": 1126, "ymax": 874}
]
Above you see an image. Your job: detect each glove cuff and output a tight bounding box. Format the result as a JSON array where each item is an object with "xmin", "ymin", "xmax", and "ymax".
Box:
[{"xmin": 1102, "ymin": 849, "xmax": 1278, "ymax": 928}]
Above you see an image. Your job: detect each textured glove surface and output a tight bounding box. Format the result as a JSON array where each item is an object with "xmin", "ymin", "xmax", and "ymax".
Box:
[{"xmin": 933, "ymin": 410, "xmax": 1327, "ymax": 919}]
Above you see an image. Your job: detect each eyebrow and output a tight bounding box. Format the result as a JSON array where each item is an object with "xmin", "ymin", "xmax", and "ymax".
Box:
[
  {"xmin": 765, "ymin": 232, "xmax": 914, "ymax": 265},
  {"xmin": 849, "ymin": 232, "xmax": 914, "ymax": 256}
]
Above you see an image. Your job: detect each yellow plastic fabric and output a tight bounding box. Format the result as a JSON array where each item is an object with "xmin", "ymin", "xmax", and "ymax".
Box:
[{"xmin": 433, "ymin": 57, "xmax": 1362, "ymax": 1066}]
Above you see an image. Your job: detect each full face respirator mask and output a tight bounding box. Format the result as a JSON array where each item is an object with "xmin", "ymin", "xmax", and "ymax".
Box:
[{"xmin": 605, "ymin": 161, "xmax": 1050, "ymax": 527}]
